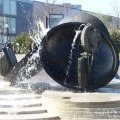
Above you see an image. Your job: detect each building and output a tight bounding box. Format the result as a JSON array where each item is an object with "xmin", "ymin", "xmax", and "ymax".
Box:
[
  {"xmin": 0, "ymin": 0, "xmax": 33, "ymax": 44},
  {"xmin": 33, "ymin": 1, "xmax": 82, "ymax": 29},
  {"xmin": 33, "ymin": 1, "xmax": 120, "ymax": 31},
  {"xmin": 16, "ymin": 0, "xmax": 33, "ymax": 35}
]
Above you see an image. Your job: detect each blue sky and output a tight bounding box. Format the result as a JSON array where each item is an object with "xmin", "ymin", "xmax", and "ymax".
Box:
[{"xmin": 35, "ymin": 0, "xmax": 118, "ymax": 17}]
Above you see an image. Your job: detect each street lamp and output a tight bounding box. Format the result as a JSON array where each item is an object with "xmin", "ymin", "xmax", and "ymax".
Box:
[
  {"xmin": 4, "ymin": 24, "xmax": 9, "ymax": 43},
  {"xmin": 0, "ymin": 31, "xmax": 4, "ymax": 44}
]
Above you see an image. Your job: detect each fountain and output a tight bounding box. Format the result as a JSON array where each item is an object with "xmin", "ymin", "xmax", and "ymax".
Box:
[
  {"xmin": 40, "ymin": 13, "xmax": 119, "ymax": 91},
  {"xmin": 0, "ymin": 13, "xmax": 120, "ymax": 119},
  {"xmin": 40, "ymin": 13, "xmax": 120, "ymax": 120},
  {"xmin": 0, "ymin": 12, "xmax": 118, "ymax": 91}
]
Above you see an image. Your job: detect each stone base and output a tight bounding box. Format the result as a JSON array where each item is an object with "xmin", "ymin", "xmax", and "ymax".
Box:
[
  {"xmin": 42, "ymin": 79, "xmax": 120, "ymax": 120},
  {"xmin": 0, "ymin": 53, "xmax": 11, "ymax": 76},
  {"xmin": 0, "ymin": 80, "xmax": 60, "ymax": 120}
]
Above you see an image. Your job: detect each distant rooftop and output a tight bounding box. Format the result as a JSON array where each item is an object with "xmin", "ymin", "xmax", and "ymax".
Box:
[{"xmin": 63, "ymin": 3, "xmax": 81, "ymax": 10}]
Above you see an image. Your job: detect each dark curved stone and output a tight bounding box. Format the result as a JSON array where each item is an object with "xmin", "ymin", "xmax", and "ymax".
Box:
[
  {"xmin": 41, "ymin": 13, "xmax": 119, "ymax": 91},
  {"xmin": 0, "ymin": 53, "xmax": 11, "ymax": 76},
  {"xmin": 59, "ymin": 13, "xmax": 110, "ymax": 40},
  {"xmin": 4, "ymin": 47, "xmax": 43, "ymax": 84}
]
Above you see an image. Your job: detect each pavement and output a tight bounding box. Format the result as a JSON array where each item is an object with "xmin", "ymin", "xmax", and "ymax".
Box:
[{"xmin": 42, "ymin": 79, "xmax": 120, "ymax": 120}]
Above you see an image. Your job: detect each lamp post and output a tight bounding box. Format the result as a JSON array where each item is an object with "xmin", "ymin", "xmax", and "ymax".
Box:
[
  {"xmin": 4, "ymin": 24, "xmax": 9, "ymax": 43},
  {"xmin": 1, "ymin": 32, "xmax": 3, "ymax": 44}
]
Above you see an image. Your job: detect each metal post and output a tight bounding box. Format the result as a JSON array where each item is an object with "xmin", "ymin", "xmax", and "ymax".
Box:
[
  {"xmin": 1, "ymin": 32, "xmax": 3, "ymax": 44},
  {"xmin": 4, "ymin": 24, "xmax": 9, "ymax": 43}
]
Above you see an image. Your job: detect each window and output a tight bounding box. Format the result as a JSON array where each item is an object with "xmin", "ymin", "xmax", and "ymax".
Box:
[
  {"xmin": 0, "ymin": 0, "xmax": 3, "ymax": 14},
  {"xmin": 49, "ymin": 14, "xmax": 64, "ymax": 28},
  {"xmin": 11, "ymin": 0, "xmax": 16, "ymax": 15},
  {"xmin": 10, "ymin": 17, "xmax": 16, "ymax": 34},
  {"xmin": 3, "ymin": 17, "xmax": 9, "ymax": 34},
  {"xmin": 3, "ymin": 0, "xmax": 16, "ymax": 15},
  {"xmin": 18, "ymin": 0, "xmax": 33, "ymax": 3},
  {"xmin": 4, "ymin": 17, "xmax": 16, "ymax": 34},
  {"xmin": 3, "ymin": 0, "xmax": 10, "ymax": 14}
]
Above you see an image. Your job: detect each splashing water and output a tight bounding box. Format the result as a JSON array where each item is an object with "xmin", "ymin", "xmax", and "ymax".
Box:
[
  {"xmin": 64, "ymin": 27, "xmax": 82, "ymax": 84},
  {"xmin": 26, "ymin": 20, "xmax": 49, "ymax": 77},
  {"xmin": 14, "ymin": 20, "xmax": 49, "ymax": 86},
  {"xmin": 0, "ymin": 7, "xmax": 49, "ymax": 115}
]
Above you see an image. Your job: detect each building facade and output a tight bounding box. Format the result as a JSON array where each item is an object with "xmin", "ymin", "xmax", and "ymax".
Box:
[
  {"xmin": 33, "ymin": 1, "xmax": 82, "ymax": 29},
  {"xmin": 0, "ymin": 0, "xmax": 120, "ymax": 44},
  {"xmin": 0, "ymin": 0, "xmax": 33, "ymax": 44},
  {"xmin": 0, "ymin": 0, "xmax": 17, "ymax": 43},
  {"xmin": 33, "ymin": 1, "xmax": 120, "ymax": 31},
  {"xmin": 16, "ymin": 0, "xmax": 33, "ymax": 35}
]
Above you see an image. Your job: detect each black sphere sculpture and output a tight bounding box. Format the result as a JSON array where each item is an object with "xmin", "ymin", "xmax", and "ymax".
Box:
[{"xmin": 41, "ymin": 13, "xmax": 119, "ymax": 91}]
